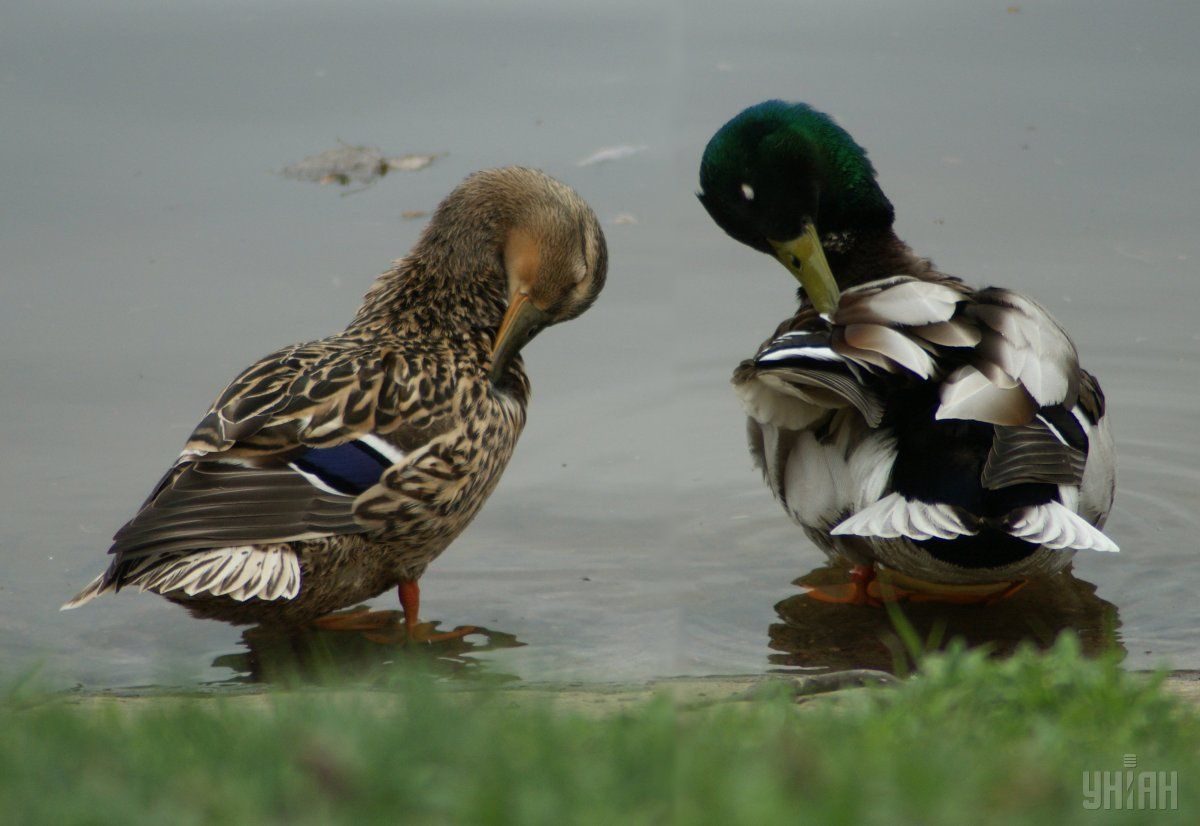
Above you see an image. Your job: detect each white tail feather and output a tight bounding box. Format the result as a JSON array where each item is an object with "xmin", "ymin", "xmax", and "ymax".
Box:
[
  {"xmin": 1007, "ymin": 503, "xmax": 1119, "ymax": 553},
  {"xmin": 60, "ymin": 573, "xmax": 114, "ymax": 610},
  {"xmin": 134, "ymin": 546, "xmax": 301, "ymax": 601},
  {"xmin": 62, "ymin": 545, "xmax": 303, "ymax": 609},
  {"xmin": 831, "ymin": 493, "xmax": 977, "ymax": 541}
]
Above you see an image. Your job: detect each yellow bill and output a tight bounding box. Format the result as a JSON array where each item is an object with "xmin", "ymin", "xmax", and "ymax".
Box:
[{"xmin": 770, "ymin": 223, "xmax": 841, "ymax": 314}]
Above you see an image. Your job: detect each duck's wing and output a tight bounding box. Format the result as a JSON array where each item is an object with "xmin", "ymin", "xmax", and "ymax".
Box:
[
  {"xmin": 106, "ymin": 338, "xmax": 456, "ymax": 565},
  {"xmin": 734, "ymin": 276, "xmax": 976, "ymax": 430},
  {"xmin": 735, "ymin": 276, "xmax": 1115, "ymax": 552},
  {"xmin": 739, "ymin": 277, "xmax": 1094, "ymax": 464},
  {"xmin": 938, "ymin": 287, "xmax": 1096, "ymax": 494},
  {"xmin": 181, "ymin": 338, "xmax": 441, "ymax": 459}
]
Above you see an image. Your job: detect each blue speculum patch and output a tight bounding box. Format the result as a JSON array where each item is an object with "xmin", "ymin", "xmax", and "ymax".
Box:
[{"xmin": 291, "ymin": 441, "xmax": 391, "ymax": 495}]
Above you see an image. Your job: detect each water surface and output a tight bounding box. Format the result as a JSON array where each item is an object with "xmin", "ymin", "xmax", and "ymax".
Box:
[{"xmin": 3, "ymin": 0, "xmax": 1198, "ymax": 688}]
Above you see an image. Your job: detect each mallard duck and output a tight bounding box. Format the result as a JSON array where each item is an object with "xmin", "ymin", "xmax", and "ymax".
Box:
[
  {"xmin": 699, "ymin": 101, "xmax": 1116, "ymax": 604},
  {"xmin": 64, "ymin": 166, "xmax": 607, "ymax": 639}
]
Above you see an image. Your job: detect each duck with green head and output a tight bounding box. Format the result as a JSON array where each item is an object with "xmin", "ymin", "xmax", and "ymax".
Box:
[{"xmin": 700, "ymin": 101, "xmax": 1116, "ymax": 604}]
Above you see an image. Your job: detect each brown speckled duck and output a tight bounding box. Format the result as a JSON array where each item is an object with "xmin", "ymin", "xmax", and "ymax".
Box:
[
  {"xmin": 64, "ymin": 167, "xmax": 607, "ymax": 640},
  {"xmin": 699, "ymin": 101, "xmax": 1116, "ymax": 604}
]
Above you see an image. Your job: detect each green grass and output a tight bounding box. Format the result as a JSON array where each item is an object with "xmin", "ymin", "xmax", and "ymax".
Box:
[{"xmin": 2, "ymin": 636, "xmax": 1194, "ymax": 824}]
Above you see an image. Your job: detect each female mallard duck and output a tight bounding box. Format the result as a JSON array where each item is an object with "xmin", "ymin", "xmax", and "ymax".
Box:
[
  {"xmin": 699, "ymin": 101, "xmax": 1116, "ymax": 604},
  {"xmin": 64, "ymin": 166, "xmax": 607, "ymax": 639}
]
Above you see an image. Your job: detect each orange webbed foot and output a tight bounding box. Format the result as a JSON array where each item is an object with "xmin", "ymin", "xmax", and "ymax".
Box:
[
  {"xmin": 802, "ymin": 566, "xmax": 1029, "ymax": 607},
  {"xmin": 802, "ymin": 565, "xmax": 881, "ymax": 606},
  {"xmin": 873, "ymin": 571, "xmax": 1029, "ymax": 605},
  {"xmin": 311, "ymin": 580, "xmax": 480, "ymax": 645},
  {"xmin": 311, "ymin": 607, "xmax": 403, "ymax": 632},
  {"xmin": 392, "ymin": 578, "xmax": 477, "ymax": 645}
]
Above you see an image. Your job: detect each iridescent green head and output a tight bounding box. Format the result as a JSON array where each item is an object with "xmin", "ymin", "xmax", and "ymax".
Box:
[{"xmin": 698, "ymin": 101, "xmax": 894, "ymax": 312}]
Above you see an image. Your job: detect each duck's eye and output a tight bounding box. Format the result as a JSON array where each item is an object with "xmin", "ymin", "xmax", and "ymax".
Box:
[
  {"xmin": 791, "ymin": 255, "xmax": 801, "ymax": 268},
  {"xmin": 740, "ymin": 183, "xmax": 755, "ymax": 201}
]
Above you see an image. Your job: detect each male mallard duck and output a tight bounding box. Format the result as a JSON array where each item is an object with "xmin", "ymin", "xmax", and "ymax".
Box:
[
  {"xmin": 64, "ymin": 167, "xmax": 607, "ymax": 639},
  {"xmin": 699, "ymin": 101, "xmax": 1116, "ymax": 604}
]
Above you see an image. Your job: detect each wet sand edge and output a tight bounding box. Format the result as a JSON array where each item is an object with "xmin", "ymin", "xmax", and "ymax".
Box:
[{"xmin": 52, "ymin": 671, "xmax": 1200, "ymax": 715}]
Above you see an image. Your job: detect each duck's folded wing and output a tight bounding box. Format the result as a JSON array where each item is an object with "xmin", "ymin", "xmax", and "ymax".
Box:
[
  {"xmin": 934, "ymin": 288, "xmax": 1102, "ymax": 491},
  {"xmin": 737, "ymin": 329, "xmax": 885, "ymax": 427},
  {"xmin": 981, "ymin": 413, "xmax": 1087, "ymax": 490},
  {"xmin": 735, "ymin": 277, "xmax": 975, "ymax": 428},
  {"xmin": 737, "ymin": 278, "xmax": 1107, "ymax": 494},
  {"xmin": 110, "ymin": 453, "xmax": 377, "ymax": 560},
  {"xmin": 108, "ymin": 339, "xmax": 445, "ymax": 563},
  {"xmin": 934, "ymin": 288, "xmax": 1078, "ymax": 423},
  {"xmin": 180, "ymin": 338, "xmax": 434, "ymax": 459}
]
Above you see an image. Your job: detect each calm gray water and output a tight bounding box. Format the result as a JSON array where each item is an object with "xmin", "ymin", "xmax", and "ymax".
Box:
[{"xmin": 3, "ymin": 0, "xmax": 1198, "ymax": 689}]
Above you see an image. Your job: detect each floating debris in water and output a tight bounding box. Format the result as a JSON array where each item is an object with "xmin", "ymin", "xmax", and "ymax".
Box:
[
  {"xmin": 611, "ymin": 213, "xmax": 638, "ymax": 225},
  {"xmin": 401, "ymin": 210, "xmax": 429, "ymax": 220},
  {"xmin": 576, "ymin": 144, "xmax": 647, "ymax": 167},
  {"xmin": 282, "ymin": 142, "xmax": 444, "ymax": 187},
  {"xmin": 388, "ymin": 154, "xmax": 440, "ymax": 172}
]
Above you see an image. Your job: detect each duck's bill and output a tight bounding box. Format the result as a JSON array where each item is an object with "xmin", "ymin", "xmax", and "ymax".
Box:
[
  {"xmin": 490, "ymin": 292, "xmax": 552, "ymax": 382},
  {"xmin": 770, "ymin": 223, "xmax": 841, "ymax": 314}
]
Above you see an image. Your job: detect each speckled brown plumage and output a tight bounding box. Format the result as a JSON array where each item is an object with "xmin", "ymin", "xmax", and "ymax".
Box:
[{"xmin": 65, "ymin": 167, "xmax": 606, "ymax": 627}]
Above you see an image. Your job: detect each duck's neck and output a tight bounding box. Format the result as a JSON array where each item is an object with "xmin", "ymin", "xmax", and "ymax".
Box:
[
  {"xmin": 349, "ymin": 254, "xmax": 507, "ymax": 334},
  {"xmin": 348, "ymin": 202, "xmax": 513, "ymax": 334},
  {"xmin": 819, "ymin": 228, "xmax": 934, "ymax": 291}
]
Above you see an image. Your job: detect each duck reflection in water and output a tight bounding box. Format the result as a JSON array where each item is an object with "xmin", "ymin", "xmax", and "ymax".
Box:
[
  {"xmin": 212, "ymin": 608, "xmax": 524, "ymax": 685},
  {"xmin": 770, "ymin": 566, "xmax": 1122, "ymax": 673}
]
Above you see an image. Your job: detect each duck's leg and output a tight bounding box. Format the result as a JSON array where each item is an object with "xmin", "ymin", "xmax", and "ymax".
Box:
[
  {"xmin": 803, "ymin": 564, "xmax": 881, "ymax": 606},
  {"xmin": 311, "ymin": 581, "xmax": 478, "ymax": 644},
  {"xmin": 391, "ymin": 578, "xmax": 478, "ymax": 644}
]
